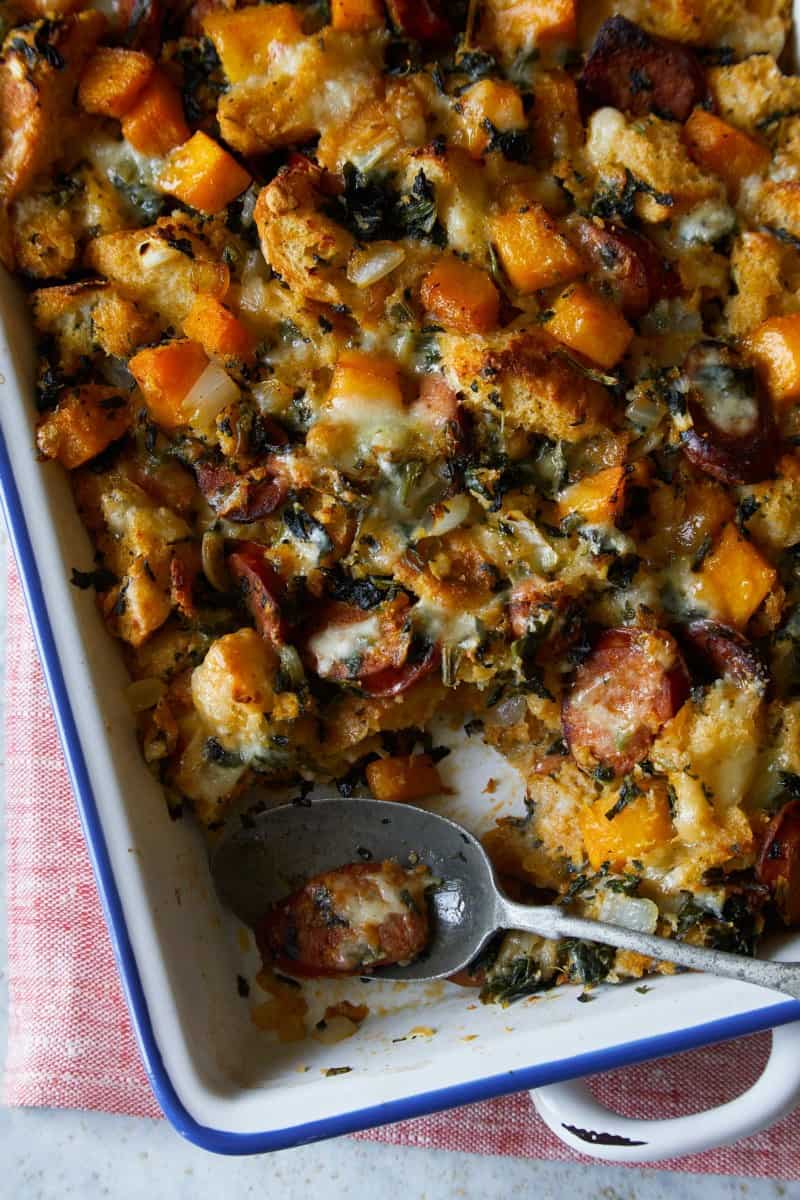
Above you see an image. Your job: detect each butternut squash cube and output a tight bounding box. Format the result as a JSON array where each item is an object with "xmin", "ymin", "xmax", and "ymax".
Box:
[
  {"xmin": 329, "ymin": 350, "xmax": 404, "ymax": 410},
  {"xmin": 37, "ymin": 386, "xmax": 130, "ymax": 470},
  {"xmin": 183, "ymin": 295, "xmax": 256, "ymax": 361},
  {"xmin": 420, "ymin": 257, "xmax": 500, "ymax": 334},
  {"xmin": 531, "ymin": 69, "xmax": 581, "ymax": 160},
  {"xmin": 158, "ymin": 132, "xmax": 252, "ymax": 214},
  {"xmin": 121, "ymin": 69, "xmax": 190, "ymax": 157},
  {"xmin": 78, "ymin": 47, "xmax": 154, "ymax": 118},
  {"xmin": 480, "ymin": 0, "xmax": 576, "ymax": 59},
  {"xmin": 331, "ymin": 0, "xmax": 385, "ymax": 31},
  {"xmin": 547, "ymin": 284, "xmax": 633, "ymax": 368},
  {"xmin": 744, "ymin": 314, "xmax": 800, "ymax": 409},
  {"xmin": 129, "ymin": 340, "xmax": 209, "ymax": 431},
  {"xmin": 203, "ymin": 4, "xmax": 304, "ymax": 84},
  {"xmin": 683, "ymin": 109, "xmax": 769, "ymax": 195},
  {"xmin": 580, "ymin": 785, "xmax": 674, "ymax": 873},
  {"xmin": 491, "ymin": 202, "xmax": 584, "ymax": 293},
  {"xmin": 460, "ymin": 79, "xmax": 527, "ymax": 158},
  {"xmin": 557, "ymin": 465, "xmax": 627, "ymax": 524},
  {"xmin": 366, "ymin": 754, "xmax": 443, "ymax": 802},
  {"xmin": 700, "ymin": 522, "xmax": 776, "ymax": 628}
]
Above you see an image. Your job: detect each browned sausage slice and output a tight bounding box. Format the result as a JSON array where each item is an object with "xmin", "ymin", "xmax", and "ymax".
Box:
[
  {"xmin": 385, "ymin": 0, "xmax": 451, "ymax": 42},
  {"xmin": 228, "ymin": 542, "xmax": 286, "ymax": 642},
  {"xmin": 578, "ymin": 16, "xmax": 709, "ymax": 122},
  {"xmin": 680, "ymin": 342, "xmax": 777, "ymax": 486},
  {"xmin": 304, "ymin": 596, "xmax": 413, "ymax": 682},
  {"xmin": 757, "ymin": 800, "xmax": 800, "ymax": 925},
  {"xmin": 682, "ymin": 618, "xmax": 769, "ymax": 689},
  {"xmin": 571, "ymin": 220, "xmax": 680, "ymax": 318},
  {"xmin": 562, "ymin": 627, "xmax": 689, "ymax": 774},
  {"xmin": 194, "ymin": 461, "xmax": 288, "ymax": 523},
  {"xmin": 255, "ymin": 860, "xmax": 432, "ymax": 976},
  {"xmin": 361, "ymin": 641, "xmax": 440, "ymax": 697}
]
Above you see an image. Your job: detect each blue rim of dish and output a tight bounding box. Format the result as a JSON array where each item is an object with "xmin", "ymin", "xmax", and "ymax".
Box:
[{"xmin": 2, "ymin": 427, "xmax": 799, "ymax": 1157}]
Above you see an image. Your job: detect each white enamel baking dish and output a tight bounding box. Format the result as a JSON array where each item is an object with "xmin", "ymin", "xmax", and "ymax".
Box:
[{"xmin": 3, "ymin": 159, "xmax": 800, "ymax": 1157}]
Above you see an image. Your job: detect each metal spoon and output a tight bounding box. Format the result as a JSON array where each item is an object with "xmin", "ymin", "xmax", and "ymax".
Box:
[{"xmin": 211, "ymin": 797, "xmax": 800, "ymax": 998}]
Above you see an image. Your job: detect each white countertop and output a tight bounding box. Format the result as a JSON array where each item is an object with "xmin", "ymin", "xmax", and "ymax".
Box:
[{"xmin": 0, "ymin": 533, "xmax": 797, "ymax": 1200}]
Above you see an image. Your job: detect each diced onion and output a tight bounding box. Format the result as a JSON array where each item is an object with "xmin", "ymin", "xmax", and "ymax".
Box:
[
  {"xmin": 597, "ymin": 891, "xmax": 659, "ymax": 934},
  {"xmin": 183, "ymin": 363, "xmax": 240, "ymax": 427},
  {"xmin": 347, "ymin": 242, "xmax": 406, "ymax": 288},
  {"xmin": 422, "ymin": 492, "xmax": 471, "ymax": 538},
  {"xmin": 201, "ymin": 530, "xmax": 231, "ymax": 593},
  {"xmin": 126, "ymin": 677, "xmax": 165, "ymax": 712},
  {"xmin": 485, "ymin": 693, "xmax": 527, "ymax": 728}
]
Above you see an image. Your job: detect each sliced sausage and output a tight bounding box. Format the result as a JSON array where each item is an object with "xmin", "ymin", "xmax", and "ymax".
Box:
[
  {"xmin": 385, "ymin": 0, "xmax": 451, "ymax": 43},
  {"xmin": 570, "ymin": 219, "xmax": 680, "ymax": 319},
  {"xmin": 255, "ymin": 860, "xmax": 432, "ymax": 976},
  {"xmin": 757, "ymin": 800, "xmax": 800, "ymax": 925},
  {"xmin": 680, "ymin": 342, "xmax": 777, "ymax": 486},
  {"xmin": 410, "ymin": 374, "xmax": 470, "ymax": 456},
  {"xmin": 304, "ymin": 596, "xmax": 413, "ymax": 682},
  {"xmin": 361, "ymin": 640, "xmax": 440, "ymax": 697},
  {"xmin": 119, "ymin": 0, "xmax": 164, "ymax": 54},
  {"xmin": 562, "ymin": 627, "xmax": 689, "ymax": 774},
  {"xmin": 228, "ymin": 542, "xmax": 286, "ymax": 642},
  {"xmin": 682, "ymin": 619, "xmax": 769, "ymax": 690},
  {"xmin": 194, "ymin": 461, "xmax": 287, "ymax": 523},
  {"xmin": 578, "ymin": 16, "xmax": 709, "ymax": 122}
]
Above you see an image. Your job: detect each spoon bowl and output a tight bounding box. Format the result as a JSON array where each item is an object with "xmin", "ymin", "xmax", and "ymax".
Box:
[
  {"xmin": 211, "ymin": 797, "xmax": 501, "ymax": 980},
  {"xmin": 211, "ymin": 797, "xmax": 800, "ymax": 998}
]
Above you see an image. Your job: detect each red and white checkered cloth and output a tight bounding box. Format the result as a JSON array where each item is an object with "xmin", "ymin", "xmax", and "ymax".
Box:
[{"xmin": 3, "ymin": 553, "xmax": 800, "ymax": 1175}]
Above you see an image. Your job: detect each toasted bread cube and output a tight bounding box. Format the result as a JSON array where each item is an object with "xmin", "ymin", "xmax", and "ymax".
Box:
[
  {"xmin": 158, "ymin": 131, "xmax": 252, "ymax": 214},
  {"xmin": 683, "ymin": 108, "xmax": 770, "ymax": 194},
  {"xmin": 547, "ymin": 284, "xmax": 633, "ymax": 368},
  {"xmin": 745, "ymin": 314, "xmax": 800, "ymax": 409},
  {"xmin": 492, "ymin": 203, "xmax": 584, "ymax": 293},
  {"xmin": 700, "ymin": 522, "xmax": 776, "ymax": 628},
  {"xmin": 78, "ymin": 47, "xmax": 154, "ymax": 118}
]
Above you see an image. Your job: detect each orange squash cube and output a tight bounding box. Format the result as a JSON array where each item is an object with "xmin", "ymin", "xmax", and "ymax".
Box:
[
  {"xmin": 491, "ymin": 203, "xmax": 584, "ymax": 293},
  {"xmin": 547, "ymin": 284, "xmax": 633, "ymax": 368},
  {"xmin": 683, "ymin": 109, "xmax": 770, "ymax": 194},
  {"xmin": 480, "ymin": 0, "xmax": 576, "ymax": 57},
  {"xmin": 121, "ymin": 69, "xmax": 190, "ymax": 157},
  {"xmin": 460, "ymin": 79, "xmax": 527, "ymax": 157},
  {"xmin": 557, "ymin": 465, "xmax": 628, "ymax": 524},
  {"xmin": 580, "ymin": 785, "xmax": 674, "ymax": 873},
  {"xmin": 329, "ymin": 350, "xmax": 404, "ymax": 410},
  {"xmin": 331, "ymin": 0, "xmax": 385, "ymax": 31},
  {"xmin": 183, "ymin": 294, "xmax": 256, "ymax": 361},
  {"xmin": 744, "ymin": 314, "xmax": 800, "ymax": 410},
  {"xmin": 158, "ymin": 132, "xmax": 252, "ymax": 214},
  {"xmin": 366, "ymin": 754, "xmax": 443, "ymax": 802},
  {"xmin": 203, "ymin": 3, "xmax": 304, "ymax": 84},
  {"xmin": 420, "ymin": 257, "xmax": 500, "ymax": 334},
  {"xmin": 700, "ymin": 522, "xmax": 776, "ymax": 628},
  {"xmin": 531, "ymin": 69, "xmax": 582, "ymax": 159},
  {"xmin": 37, "ymin": 386, "xmax": 130, "ymax": 470},
  {"xmin": 78, "ymin": 47, "xmax": 154, "ymax": 119},
  {"xmin": 129, "ymin": 340, "xmax": 209, "ymax": 431}
]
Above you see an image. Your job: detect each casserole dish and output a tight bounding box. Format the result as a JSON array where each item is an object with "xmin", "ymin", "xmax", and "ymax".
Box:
[
  {"xmin": 2, "ymin": 275, "xmax": 800, "ymax": 1156},
  {"xmin": 4, "ymin": 2, "xmax": 800, "ymax": 1160}
]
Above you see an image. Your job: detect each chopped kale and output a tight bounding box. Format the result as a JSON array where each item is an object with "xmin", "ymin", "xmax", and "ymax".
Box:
[
  {"xmin": 481, "ymin": 955, "xmax": 547, "ymax": 1005},
  {"xmin": 393, "ymin": 170, "xmax": 447, "ymax": 245},
  {"xmin": 561, "ymin": 939, "xmax": 615, "ymax": 985},
  {"xmin": 283, "ymin": 502, "xmax": 334, "ymax": 556},
  {"xmin": 326, "ymin": 571, "xmax": 396, "ymax": 610},
  {"xmin": 605, "ymin": 776, "xmax": 642, "ymax": 821},
  {"xmin": 202, "ymin": 738, "xmax": 243, "ymax": 768},
  {"xmin": 70, "ymin": 566, "xmax": 116, "ymax": 592},
  {"xmin": 483, "ymin": 120, "xmax": 530, "ymax": 163}
]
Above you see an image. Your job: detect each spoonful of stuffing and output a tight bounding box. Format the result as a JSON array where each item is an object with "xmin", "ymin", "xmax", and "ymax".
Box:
[{"xmin": 210, "ymin": 797, "xmax": 800, "ymax": 997}]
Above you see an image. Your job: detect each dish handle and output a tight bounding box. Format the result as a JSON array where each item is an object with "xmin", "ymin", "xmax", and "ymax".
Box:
[{"xmin": 530, "ymin": 1020, "xmax": 800, "ymax": 1163}]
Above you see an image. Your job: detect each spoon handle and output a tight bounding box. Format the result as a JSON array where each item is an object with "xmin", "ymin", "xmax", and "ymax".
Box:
[{"xmin": 499, "ymin": 899, "xmax": 800, "ymax": 1000}]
